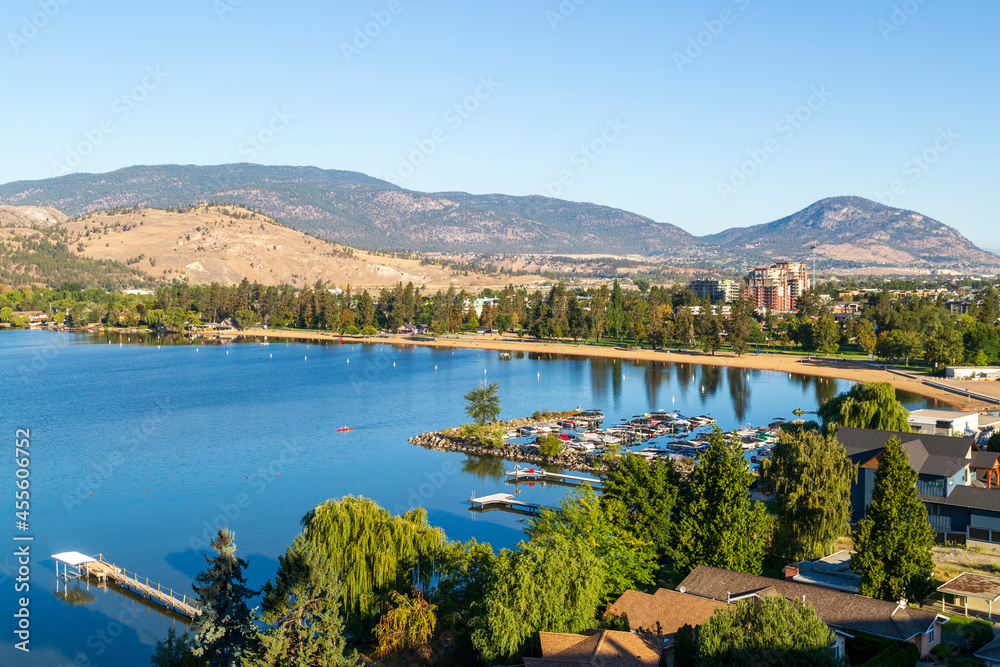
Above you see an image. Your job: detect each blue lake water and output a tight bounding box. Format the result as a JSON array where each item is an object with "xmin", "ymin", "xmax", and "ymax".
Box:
[{"xmin": 0, "ymin": 330, "xmax": 938, "ymax": 666}]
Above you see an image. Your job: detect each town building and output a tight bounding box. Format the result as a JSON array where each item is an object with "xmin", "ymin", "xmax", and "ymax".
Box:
[
  {"xmin": 946, "ymin": 367, "xmax": 1000, "ymax": 380},
  {"xmin": 838, "ymin": 427, "xmax": 1000, "ymax": 547},
  {"xmin": 746, "ymin": 262, "xmax": 809, "ymax": 312},
  {"xmin": 907, "ymin": 409, "xmax": 981, "ymax": 437},
  {"xmin": 677, "ymin": 565, "xmax": 947, "ymax": 659},
  {"xmin": 689, "ymin": 278, "xmax": 741, "ymax": 303}
]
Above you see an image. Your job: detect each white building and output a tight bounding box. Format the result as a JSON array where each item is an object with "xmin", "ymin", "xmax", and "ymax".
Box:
[
  {"xmin": 908, "ymin": 409, "xmax": 980, "ymax": 437},
  {"xmin": 946, "ymin": 367, "xmax": 1000, "ymax": 380}
]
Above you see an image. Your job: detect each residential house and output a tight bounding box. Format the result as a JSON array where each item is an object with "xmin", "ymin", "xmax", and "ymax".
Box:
[
  {"xmin": 837, "ymin": 427, "xmax": 1000, "ymax": 547},
  {"xmin": 936, "ymin": 572, "xmax": 1000, "ymax": 620},
  {"xmin": 976, "ymin": 635, "xmax": 1000, "ymax": 666},
  {"xmin": 677, "ymin": 565, "xmax": 947, "ymax": 659},
  {"xmin": 523, "ymin": 630, "xmax": 661, "ymax": 667},
  {"xmin": 605, "ymin": 588, "xmax": 731, "ymax": 666}
]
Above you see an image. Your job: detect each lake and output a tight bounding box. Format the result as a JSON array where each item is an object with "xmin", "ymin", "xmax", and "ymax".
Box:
[{"xmin": 0, "ymin": 330, "xmax": 937, "ymax": 666}]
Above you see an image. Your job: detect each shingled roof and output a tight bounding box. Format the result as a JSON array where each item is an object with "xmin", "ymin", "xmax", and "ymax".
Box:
[
  {"xmin": 607, "ymin": 588, "xmax": 730, "ymax": 636},
  {"xmin": 524, "ymin": 630, "xmax": 662, "ymax": 667},
  {"xmin": 836, "ymin": 427, "xmax": 974, "ymax": 477},
  {"xmin": 923, "ymin": 485, "xmax": 1000, "ymax": 512},
  {"xmin": 677, "ymin": 565, "xmax": 942, "ymax": 642}
]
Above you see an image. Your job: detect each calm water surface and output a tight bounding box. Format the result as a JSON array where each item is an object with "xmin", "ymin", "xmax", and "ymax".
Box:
[{"xmin": 0, "ymin": 331, "xmax": 937, "ymax": 666}]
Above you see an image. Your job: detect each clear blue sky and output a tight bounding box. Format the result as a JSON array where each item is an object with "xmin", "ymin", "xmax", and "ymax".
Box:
[{"xmin": 2, "ymin": 0, "xmax": 998, "ymax": 247}]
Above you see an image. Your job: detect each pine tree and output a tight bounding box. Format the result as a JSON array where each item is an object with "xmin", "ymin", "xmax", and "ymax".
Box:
[
  {"xmin": 250, "ymin": 535, "xmax": 354, "ymax": 666},
  {"xmin": 464, "ymin": 380, "xmax": 501, "ymax": 425},
  {"xmin": 191, "ymin": 529, "xmax": 259, "ymax": 667},
  {"xmin": 851, "ymin": 436, "xmax": 935, "ymax": 602},
  {"xmin": 818, "ymin": 381, "xmax": 911, "ymax": 433},
  {"xmin": 673, "ymin": 428, "xmax": 771, "ymax": 575},
  {"xmin": 602, "ymin": 454, "xmax": 681, "ymax": 559},
  {"xmin": 762, "ymin": 430, "xmax": 856, "ymax": 561}
]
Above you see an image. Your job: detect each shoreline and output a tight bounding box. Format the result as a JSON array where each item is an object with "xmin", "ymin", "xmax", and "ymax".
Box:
[{"xmin": 241, "ymin": 328, "xmax": 1000, "ymax": 412}]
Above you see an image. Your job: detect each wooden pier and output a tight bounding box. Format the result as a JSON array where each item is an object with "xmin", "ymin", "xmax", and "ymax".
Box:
[
  {"xmin": 504, "ymin": 468, "xmax": 604, "ymax": 488},
  {"xmin": 469, "ymin": 493, "xmax": 547, "ymax": 515},
  {"xmin": 53, "ymin": 551, "xmax": 201, "ymax": 618}
]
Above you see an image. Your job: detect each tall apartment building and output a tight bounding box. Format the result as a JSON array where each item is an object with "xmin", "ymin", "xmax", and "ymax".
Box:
[
  {"xmin": 746, "ymin": 262, "xmax": 809, "ymax": 312},
  {"xmin": 689, "ymin": 278, "xmax": 741, "ymax": 303}
]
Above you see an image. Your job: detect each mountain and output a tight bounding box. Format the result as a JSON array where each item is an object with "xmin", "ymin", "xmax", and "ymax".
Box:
[
  {"xmin": 0, "ymin": 203, "xmax": 541, "ymax": 289},
  {"xmin": 0, "ymin": 166, "xmax": 995, "ymax": 270},
  {"xmin": 0, "ymin": 164, "xmax": 700, "ymax": 257},
  {"xmin": 703, "ymin": 196, "xmax": 1000, "ymax": 269}
]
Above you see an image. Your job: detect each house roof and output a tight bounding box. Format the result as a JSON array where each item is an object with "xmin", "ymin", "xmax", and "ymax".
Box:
[
  {"xmin": 607, "ymin": 588, "xmax": 730, "ymax": 636},
  {"xmin": 971, "ymin": 451, "xmax": 1000, "ymax": 470},
  {"xmin": 938, "ymin": 573, "xmax": 1000, "ymax": 602},
  {"xmin": 909, "ymin": 409, "xmax": 978, "ymax": 422},
  {"xmin": 523, "ymin": 630, "xmax": 661, "ymax": 667},
  {"xmin": 676, "ymin": 565, "xmax": 942, "ymax": 642},
  {"xmin": 922, "ymin": 485, "xmax": 1000, "ymax": 513},
  {"xmin": 837, "ymin": 427, "xmax": 973, "ymax": 477},
  {"xmin": 793, "ymin": 550, "xmax": 861, "ymax": 592},
  {"xmin": 976, "ymin": 634, "xmax": 1000, "ymax": 661}
]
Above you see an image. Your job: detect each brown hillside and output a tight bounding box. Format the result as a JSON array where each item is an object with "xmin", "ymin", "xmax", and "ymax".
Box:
[{"xmin": 65, "ymin": 205, "xmax": 542, "ymax": 289}]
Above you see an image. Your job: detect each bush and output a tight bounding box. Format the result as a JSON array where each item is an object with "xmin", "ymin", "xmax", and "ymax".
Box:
[
  {"xmin": 538, "ymin": 434, "xmax": 563, "ymax": 457},
  {"xmin": 343, "ymin": 325, "xmax": 360, "ymax": 335},
  {"xmin": 963, "ymin": 619, "xmax": 995, "ymax": 647},
  {"xmin": 459, "ymin": 424, "xmax": 504, "ymax": 449},
  {"xmin": 362, "ymin": 325, "xmax": 377, "ymax": 336},
  {"xmin": 950, "ymin": 658, "xmax": 986, "ymax": 667}
]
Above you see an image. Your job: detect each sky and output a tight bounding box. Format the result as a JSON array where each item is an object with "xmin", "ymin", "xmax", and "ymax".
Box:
[{"xmin": 2, "ymin": 0, "xmax": 998, "ymax": 247}]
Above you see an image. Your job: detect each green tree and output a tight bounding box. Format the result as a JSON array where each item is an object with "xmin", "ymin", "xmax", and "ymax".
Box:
[
  {"xmin": 607, "ymin": 280, "xmax": 625, "ymax": 339},
  {"xmin": 811, "ymin": 314, "xmax": 840, "ymax": 355},
  {"xmin": 150, "ymin": 628, "xmax": 197, "ymax": 667},
  {"xmin": 876, "ymin": 329, "xmax": 922, "ymax": 366},
  {"xmin": 673, "ymin": 623, "xmax": 698, "ymax": 667},
  {"xmin": 697, "ymin": 597, "xmax": 839, "ymax": 667},
  {"xmin": 817, "ymin": 381, "xmax": 911, "ymax": 433},
  {"xmin": 463, "ymin": 380, "xmax": 501, "ymax": 425},
  {"xmin": 527, "ymin": 485, "xmax": 657, "ymax": 601},
  {"xmin": 301, "ymin": 497, "xmax": 446, "ymax": 637},
  {"xmin": 602, "ymin": 454, "xmax": 681, "ymax": 559},
  {"xmin": 762, "ymin": 430, "xmax": 856, "ymax": 561},
  {"xmin": 673, "ymin": 428, "xmax": 771, "ymax": 575},
  {"xmin": 234, "ymin": 308, "xmax": 258, "ymax": 330},
  {"xmin": 0, "ymin": 306, "xmax": 12, "ymax": 322},
  {"xmin": 373, "ymin": 588, "xmax": 437, "ymax": 660},
  {"xmin": 469, "ymin": 534, "xmax": 605, "ymax": 664},
  {"xmin": 251, "ymin": 535, "xmax": 353, "ymax": 667},
  {"xmin": 726, "ymin": 308, "xmax": 756, "ymax": 357},
  {"xmin": 924, "ymin": 325, "xmax": 964, "ymax": 369},
  {"xmin": 696, "ymin": 303, "xmax": 724, "ymax": 355},
  {"xmin": 986, "ymin": 431, "xmax": 1000, "ymax": 453},
  {"xmin": 851, "ymin": 436, "xmax": 935, "ymax": 603},
  {"xmin": 191, "ymin": 530, "xmax": 259, "ymax": 667},
  {"xmin": 855, "ymin": 318, "xmax": 878, "ymax": 356},
  {"xmin": 538, "ymin": 433, "xmax": 563, "ymax": 457}
]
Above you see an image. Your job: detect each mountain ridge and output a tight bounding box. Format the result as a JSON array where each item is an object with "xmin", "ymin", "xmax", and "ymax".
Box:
[{"xmin": 0, "ymin": 164, "xmax": 994, "ymax": 270}]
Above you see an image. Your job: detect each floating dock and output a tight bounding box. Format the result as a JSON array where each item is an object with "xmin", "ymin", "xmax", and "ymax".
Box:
[
  {"xmin": 469, "ymin": 493, "xmax": 547, "ymax": 515},
  {"xmin": 52, "ymin": 551, "xmax": 201, "ymax": 618},
  {"xmin": 504, "ymin": 469, "xmax": 604, "ymax": 488}
]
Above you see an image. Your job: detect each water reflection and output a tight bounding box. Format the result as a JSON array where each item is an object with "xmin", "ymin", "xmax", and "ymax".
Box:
[
  {"xmin": 727, "ymin": 366, "xmax": 750, "ymax": 423},
  {"xmin": 461, "ymin": 455, "xmax": 506, "ymax": 483}
]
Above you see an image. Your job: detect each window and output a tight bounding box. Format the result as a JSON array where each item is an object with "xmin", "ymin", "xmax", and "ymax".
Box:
[{"xmin": 929, "ymin": 625, "xmax": 936, "ymax": 645}]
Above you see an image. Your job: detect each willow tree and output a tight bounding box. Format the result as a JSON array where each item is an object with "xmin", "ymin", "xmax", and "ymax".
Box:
[
  {"xmin": 301, "ymin": 496, "xmax": 446, "ymax": 637},
  {"xmin": 818, "ymin": 381, "xmax": 910, "ymax": 433},
  {"xmin": 762, "ymin": 429, "xmax": 857, "ymax": 561}
]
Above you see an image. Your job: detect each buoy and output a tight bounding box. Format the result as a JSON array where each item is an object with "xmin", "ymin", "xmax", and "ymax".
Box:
[
  {"xmin": 270, "ymin": 353, "xmax": 272, "ymax": 358},
  {"xmin": 347, "ymin": 359, "xmax": 349, "ymax": 363},
  {"xmin": 393, "ymin": 362, "xmax": 396, "ymax": 367}
]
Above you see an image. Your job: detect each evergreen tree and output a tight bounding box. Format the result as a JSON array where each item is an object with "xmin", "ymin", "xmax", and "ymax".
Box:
[
  {"xmin": 762, "ymin": 430, "xmax": 856, "ymax": 561},
  {"xmin": 818, "ymin": 381, "xmax": 911, "ymax": 433},
  {"xmin": 607, "ymin": 280, "xmax": 625, "ymax": 339},
  {"xmin": 602, "ymin": 454, "xmax": 681, "ymax": 559},
  {"xmin": 191, "ymin": 529, "xmax": 259, "ymax": 667},
  {"xmin": 250, "ymin": 535, "xmax": 353, "ymax": 667},
  {"xmin": 673, "ymin": 428, "xmax": 771, "ymax": 575},
  {"xmin": 855, "ymin": 317, "xmax": 878, "ymax": 356},
  {"xmin": 696, "ymin": 301, "xmax": 724, "ymax": 355},
  {"xmin": 697, "ymin": 597, "xmax": 839, "ymax": 667},
  {"xmin": 851, "ymin": 436, "xmax": 935, "ymax": 603},
  {"xmin": 301, "ymin": 497, "xmax": 446, "ymax": 637}
]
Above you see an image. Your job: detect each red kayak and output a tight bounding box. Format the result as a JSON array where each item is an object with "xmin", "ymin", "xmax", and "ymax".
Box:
[{"xmin": 337, "ymin": 427, "xmax": 353, "ymax": 432}]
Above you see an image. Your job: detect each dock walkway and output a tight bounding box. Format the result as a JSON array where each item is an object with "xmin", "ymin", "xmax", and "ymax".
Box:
[
  {"xmin": 504, "ymin": 469, "xmax": 604, "ymax": 488},
  {"xmin": 469, "ymin": 493, "xmax": 547, "ymax": 515},
  {"xmin": 54, "ymin": 551, "xmax": 201, "ymax": 618}
]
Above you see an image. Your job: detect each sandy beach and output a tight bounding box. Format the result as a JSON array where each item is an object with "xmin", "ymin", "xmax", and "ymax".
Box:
[{"xmin": 242, "ymin": 328, "xmax": 1000, "ymax": 412}]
